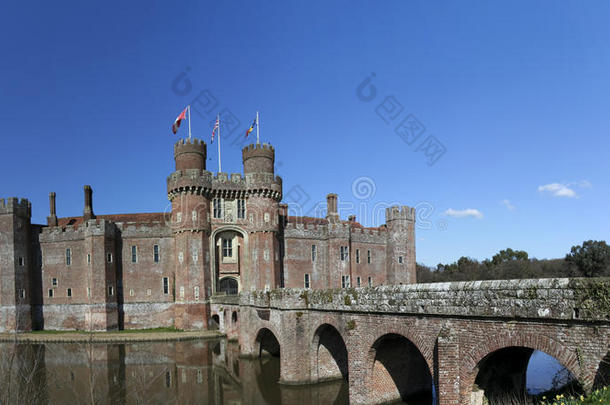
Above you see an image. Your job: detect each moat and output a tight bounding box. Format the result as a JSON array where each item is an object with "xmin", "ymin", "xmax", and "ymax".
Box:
[
  {"xmin": 0, "ymin": 337, "xmax": 576, "ymax": 405},
  {"xmin": 0, "ymin": 338, "xmax": 354, "ymax": 405}
]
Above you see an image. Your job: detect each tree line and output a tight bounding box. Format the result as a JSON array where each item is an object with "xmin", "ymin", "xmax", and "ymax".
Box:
[{"xmin": 416, "ymin": 240, "xmax": 610, "ymax": 283}]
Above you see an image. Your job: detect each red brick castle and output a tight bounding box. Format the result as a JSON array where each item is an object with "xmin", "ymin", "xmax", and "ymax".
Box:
[{"xmin": 0, "ymin": 138, "xmax": 415, "ymax": 331}]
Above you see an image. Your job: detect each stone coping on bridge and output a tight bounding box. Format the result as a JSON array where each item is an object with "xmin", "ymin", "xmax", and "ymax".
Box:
[{"xmin": 239, "ymin": 278, "xmax": 610, "ymax": 322}]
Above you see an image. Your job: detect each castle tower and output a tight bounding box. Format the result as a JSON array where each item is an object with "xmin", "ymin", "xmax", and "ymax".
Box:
[
  {"xmin": 242, "ymin": 144, "xmax": 283, "ymax": 291},
  {"xmin": 0, "ymin": 198, "xmax": 33, "ymax": 331},
  {"xmin": 167, "ymin": 138, "xmax": 212, "ymax": 330},
  {"xmin": 385, "ymin": 206, "xmax": 416, "ymax": 284}
]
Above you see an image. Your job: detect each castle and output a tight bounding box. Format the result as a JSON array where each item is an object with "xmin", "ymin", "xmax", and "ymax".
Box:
[{"xmin": 0, "ymin": 138, "xmax": 415, "ymax": 332}]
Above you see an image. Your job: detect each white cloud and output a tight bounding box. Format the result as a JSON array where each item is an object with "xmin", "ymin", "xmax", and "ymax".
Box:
[
  {"xmin": 500, "ymin": 199, "xmax": 515, "ymax": 211},
  {"xmin": 538, "ymin": 183, "xmax": 577, "ymax": 198},
  {"xmin": 444, "ymin": 208, "xmax": 483, "ymax": 219},
  {"xmin": 537, "ymin": 180, "xmax": 591, "ymax": 198}
]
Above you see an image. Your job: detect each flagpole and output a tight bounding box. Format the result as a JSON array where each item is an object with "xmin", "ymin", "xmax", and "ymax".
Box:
[
  {"xmin": 217, "ymin": 114, "xmax": 222, "ymax": 173},
  {"xmin": 256, "ymin": 110, "xmax": 260, "ymax": 144},
  {"xmin": 188, "ymin": 105, "xmax": 192, "ymax": 140}
]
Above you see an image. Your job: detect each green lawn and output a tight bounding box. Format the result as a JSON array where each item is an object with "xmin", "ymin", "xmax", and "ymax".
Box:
[{"xmin": 28, "ymin": 327, "xmax": 184, "ymax": 334}]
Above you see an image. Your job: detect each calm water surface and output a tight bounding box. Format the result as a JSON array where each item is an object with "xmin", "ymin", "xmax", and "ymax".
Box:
[
  {"xmin": 0, "ymin": 339, "xmax": 564, "ymax": 404},
  {"xmin": 0, "ymin": 339, "xmax": 353, "ymax": 405}
]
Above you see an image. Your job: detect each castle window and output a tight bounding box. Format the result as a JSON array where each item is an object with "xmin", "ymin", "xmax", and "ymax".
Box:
[
  {"xmin": 18, "ymin": 257, "xmax": 24, "ymax": 266},
  {"xmin": 107, "ymin": 253, "xmax": 113, "ymax": 263},
  {"xmin": 340, "ymin": 246, "xmax": 349, "ymax": 261},
  {"xmin": 213, "ymin": 198, "xmax": 223, "ymax": 219},
  {"xmin": 222, "ymin": 239, "xmax": 233, "ymax": 257},
  {"xmin": 176, "ymin": 212, "xmax": 182, "ymax": 223},
  {"xmin": 263, "ymin": 250, "xmax": 269, "ymax": 261},
  {"xmin": 356, "ymin": 249, "xmax": 360, "ymax": 264},
  {"xmin": 87, "ymin": 287, "xmax": 91, "ymax": 297},
  {"xmin": 129, "ymin": 289, "xmax": 134, "ymax": 297},
  {"xmin": 19, "ymin": 289, "xmax": 25, "ymax": 299},
  {"xmin": 66, "ymin": 248, "xmax": 71, "ymax": 266},
  {"xmin": 165, "ymin": 371, "xmax": 171, "ymax": 388},
  {"xmin": 153, "ymin": 245, "xmax": 159, "ymax": 263},
  {"xmin": 194, "ymin": 286, "xmax": 200, "ymax": 300},
  {"xmin": 237, "ymin": 199, "xmax": 246, "ymax": 219},
  {"xmin": 131, "ymin": 246, "xmax": 137, "ymax": 263},
  {"xmin": 311, "ymin": 245, "xmax": 317, "ymax": 262},
  {"xmin": 179, "ymin": 286, "xmax": 185, "ymax": 298},
  {"xmin": 264, "ymin": 212, "xmax": 270, "ymax": 222},
  {"xmin": 304, "ymin": 273, "xmax": 310, "ymax": 289},
  {"xmin": 192, "ymin": 210, "xmax": 197, "ymax": 222},
  {"xmin": 87, "ymin": 253, "xmax": 91, "ymax": 265},
  {"xmin": 52, "ymin": 278, "xmax": 58, "ymax": 287},
  {"xmin": 368, "ymin": 277, "xmax": 373, "ymax": 287},
  {"xmin": 147, "ymin": 288, "xmax": 152, "ymax": 296},
  {"xmin": 367, "ymin": 250, "xmax": 371, "ymax": 264},
  {"xmin": 163, "ymin": 277, "xmax": 169, "ymax": 294},
  {"xmin": 48, "ymin": 289, "xmax": 54, "ymax": 298},
  {"xmin": 341, "ymin": 275, "xmax": 350, "ymax": 288},
  {"xmin": 398, "ymin": 256, "xmax": 403, "ymax": 264},
  {"xmin": 67, "ymin": 288, "xmax": 72, "ymax": 298},
  {"xmin": 357, "ymin": 276, "xmax": 361, "ymax": 287},
  {"xmin": 108, "ymin": 286, "xmax": 114, "ymax": 296}
]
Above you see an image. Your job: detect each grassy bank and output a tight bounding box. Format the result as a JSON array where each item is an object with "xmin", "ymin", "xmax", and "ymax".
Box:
[{"xmin": 538, "ymin": 387, "xmax": 609, "ymax": 405}]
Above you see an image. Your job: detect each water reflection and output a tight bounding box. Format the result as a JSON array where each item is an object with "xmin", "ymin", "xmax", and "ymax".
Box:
[{"xmin": 0, "ymin": 339, "xmax": 348, "ymax": 405}]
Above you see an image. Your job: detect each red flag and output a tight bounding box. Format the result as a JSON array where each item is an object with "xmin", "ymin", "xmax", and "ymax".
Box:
[
  {"xmin": 172, "ymin": 107, "xmax": 188, "ymax": 134},
  {"xmin": 212, "ymin": 116, "xmax": 219, "ymax": 143}
]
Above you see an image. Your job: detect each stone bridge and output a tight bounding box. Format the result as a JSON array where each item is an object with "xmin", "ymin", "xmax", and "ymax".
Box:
[{"xmin": 210, "ymin": 278, "xmax": 610, "ymax": 405}]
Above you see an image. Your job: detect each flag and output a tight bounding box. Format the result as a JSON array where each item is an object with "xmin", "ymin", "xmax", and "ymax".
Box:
[
  {"xmin": 245, "ymin": 118, "xmax": 256, "ymax": 137},
  {"xmin": 172, "ymin": 107, "xmax": 188, "ymax": 134},
  {"xmin": 211, "ymin": 116, "xmax": 219, "ymax": 143}
]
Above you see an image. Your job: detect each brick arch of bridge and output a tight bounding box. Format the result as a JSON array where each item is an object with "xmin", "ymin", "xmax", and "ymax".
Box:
[
  {"xmin": 253, "ymin": 324, "xmax": 282, "ymax": 357},
  {"xmin": 309, "ymin": 318, "xmax": 349, "ymax": 383},
  {"xmin": 358, "ymin": 321, "xmax": 436, "ymax": 403},
  {"xmin": 461, "ymin": 332, "xmax": 581, "ymax": 402}
]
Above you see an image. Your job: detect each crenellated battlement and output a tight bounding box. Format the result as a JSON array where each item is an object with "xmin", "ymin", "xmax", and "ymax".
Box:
[
  {"xmin": 385, "ymin": 205, "xmax": 415, "ymax": 222},
  {"xmin": 40, "ymin": 219, "xmax": 117, "ymax": 242},
  {"xmin": 0, "ymin": 197, "xmax": 31, "ymax": 218},
  {"xmin": 242, "ymin": 143, "xmax": 274, "ymax": 156},
  {"xmin": 173, "ymin": 137, "xmax": 206, "ymax": 153}
]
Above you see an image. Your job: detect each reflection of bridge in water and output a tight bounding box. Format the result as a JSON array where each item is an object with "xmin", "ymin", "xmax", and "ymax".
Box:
[{"xmin": 211, "ymin": 278, "xmax": 610, "ymax": 405}]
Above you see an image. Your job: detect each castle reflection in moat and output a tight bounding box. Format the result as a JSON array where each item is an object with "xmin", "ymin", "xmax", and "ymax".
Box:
[{"xmin": 0, "ymin": 338, "xmax": 348, "ymax": 405}]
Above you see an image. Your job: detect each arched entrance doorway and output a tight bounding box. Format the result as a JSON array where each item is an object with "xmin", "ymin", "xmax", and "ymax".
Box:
[{"xmin": 218, "ymin": 277, "xmax": 238, "ymax": 295}]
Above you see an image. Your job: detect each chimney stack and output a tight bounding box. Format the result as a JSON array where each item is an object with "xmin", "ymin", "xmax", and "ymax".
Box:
[
  {"xmin": 47, "ymin": 192, "xmax": 58, "ymax": 226},
  {"xmin": 83, "ymin": 185, "xmax": 95, "ymax": 220},
  {"xmin": 326, "ymin": 193, "xmax": 339, "ymax": 223}
]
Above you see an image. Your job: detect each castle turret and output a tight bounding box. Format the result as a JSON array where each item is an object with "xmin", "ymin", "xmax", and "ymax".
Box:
[
  {"xmin": 385, "ymin": 206, "xmax": 416, "ymax": 284},
  {"xmin": 0, "ymin": 198, "xmax": 33, "ymax": 331},
  {"xmin": 167, "ymin": 138, "xmax": 212, "ymax": 330},
  {"xmin": 242, "ymin": 143, "xmax": 283, "ymax": 291},
  {"xmin": 242, "ymin": 143, "xmax": 274, "ymax": 175},
  {"xmin": 174, "ymin": 137, "xmax": 207, "ymax": 171}
]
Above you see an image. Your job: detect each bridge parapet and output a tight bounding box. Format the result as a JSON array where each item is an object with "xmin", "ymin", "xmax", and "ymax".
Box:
[{"xmin": 241, "ymin": 278, "xmax": 610, "ymax": 322}]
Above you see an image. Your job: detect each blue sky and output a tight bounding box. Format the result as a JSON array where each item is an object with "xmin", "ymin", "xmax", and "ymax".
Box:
[{"xmin": 1, "ymin": 1, "xmax": 608, "ymax": 266}]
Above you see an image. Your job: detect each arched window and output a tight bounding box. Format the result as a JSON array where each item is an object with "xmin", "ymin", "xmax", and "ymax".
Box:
[{"xmin": 219, "ymin": 277, "xmax": 238, "ymax": 295}]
